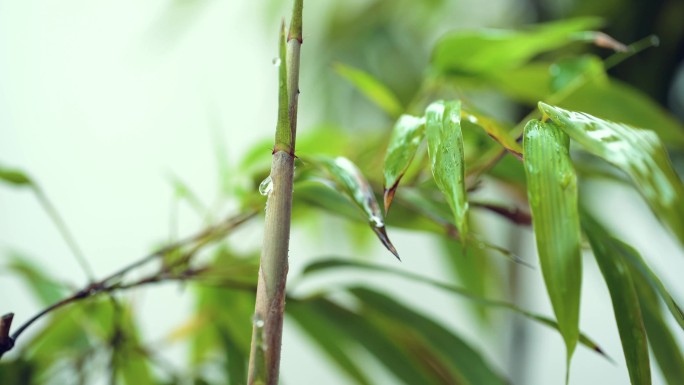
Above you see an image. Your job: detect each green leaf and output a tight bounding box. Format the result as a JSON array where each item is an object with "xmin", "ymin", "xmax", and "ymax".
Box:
[
  {"xmin": 300, "ymin": 258, "xmax": 607, "ymax": 357},
  {"xmin": 350, "ymin": 287, "xmax": 508, "ymax": 385},
  {"xmin": 432, "ymin": 17, "xmax": 603, "ymax": 75},
  {"xmin": 539, "ymin": 102, "xmax": 684, "ymax": 246},
  {"xmin": 334, "ymin": 63, "xmax": 404, "ymax": 118},
  {"xmin": 0, "ymin": 359, "xmax": 35, "ymax": 385},
  {"xmin": 425, "ymin": 100, "xmax": 469, "ymax": 240},
  {"xmin": 582, "ymin": 215, "xmax": 651, "ymax": 385},
  {"xmin": 0, "ymin": 165, "xmax": 33, "ymax": 187},
  {"xmin": 559, "ymin": 80, "xmax": 684, "ymax": 149},
  {"xmin": 299, "ymin": 297, "xmax": 442, "ymax": 385},
  {"xmin": 635, "ymin": 277, "xmax": 684, "ymax": 385},
  {"xmin": 549, "ymin": 55, "xmax": 607, "ymax": 94},
  {"xmin": 442, "ymin": 237, "xmax": 494, "ymax": 322},
  {"xmin": 461, "ymin": 109, "xmax": 522, "ymax": 158},
  {"xmin": 523, "ymin": 119, "xmax": 582, "ymax": 364},
  {"xmin": 192, "ymin": 286, "xmax": 254, "ymax": 366},
  {"xmin": 601, "ymin": 236, "xmax": 684, "ymax": 331},
  {"xmin": 314, "ymin": 156, "xmax": 399, "ymax": 259},
  {"xmin": 217, "ymin": 327, "xmax": 248, "ymax": 385},
  {"xmin": 288, "ymin": 301, "xmax": 372, "ymax": 385},
  {"xmin": 382, "ymin": 114, "xmax": 425, "ymax": 212}
]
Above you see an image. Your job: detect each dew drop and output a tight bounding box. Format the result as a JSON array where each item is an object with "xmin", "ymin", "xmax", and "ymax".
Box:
[
  {"xmin": 370, "ymin": 215, "xmax": 384, "ymax": 228},
  {"xmin": 272, "ymin": 57, "xmax": 281, "ymax": 67},
  {"xmin": 252, "ymin": 314, "xmax": 265, "ymax": 328},
  {"xmin": 259, "ymin": 175, "xmax": 273, "ymax": 196}
]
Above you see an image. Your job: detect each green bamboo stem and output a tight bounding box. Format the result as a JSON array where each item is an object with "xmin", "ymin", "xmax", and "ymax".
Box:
[{"xmin": 247, "ymin": 1, "xmax": 303, "ymax": 384}]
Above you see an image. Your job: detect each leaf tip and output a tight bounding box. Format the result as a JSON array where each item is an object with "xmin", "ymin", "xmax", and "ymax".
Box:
[
  {"xmin": 372, "ymin": 225, "xmax": 400, "ymax": 261},
  {"xmin": 383, "ymin": 185, "xmax": 397, "ymax": 214}
]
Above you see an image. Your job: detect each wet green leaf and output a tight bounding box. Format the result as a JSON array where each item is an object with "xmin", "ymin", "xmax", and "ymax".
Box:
[
  {"xmin": 350, "ymin": 287, "xmax": 508, "ymax": 385},
  {"xmin": 314, "ymin": 156, "xmax": 399, "ymax": 259},
  {"xmin": 583, "ymin": 215, "xmax": 650, "ymax": 385},
  {"xmin": 432, "ymin": 18, "xmax": 602, "ymax": 75},
  {"xmin": 288, "ymin": 301, "xmax": 372, "ymax": 385},
  {"xmin": 540, "ymin": 102, "xmax": 684, "ymax": 246},
  {"xmin": 425, "ymin": 100, "xmax": 469, "ymax": 240},
  {"xmin": 523, "ymin": 119, "xmax": 582, "ymax": 364},
  {"xmin": 382, "ymin": 114, "xmax": 425, "ymax": 212},
  {"xmin": 334, "ymin": 63, "xmax": 404, "ymax": 118},
  {"xmin": 559, "ymin": 80, "xmax": 684, "ymax": 149},
  {"xmin": 301, "ymin": 258, "xmax": 607, "ymax": 358}
]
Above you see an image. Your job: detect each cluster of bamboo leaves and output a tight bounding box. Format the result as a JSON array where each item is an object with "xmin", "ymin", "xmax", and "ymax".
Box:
[{"xmin": 1, "ymin": 16, "xmax": 683, "ymax": 385}]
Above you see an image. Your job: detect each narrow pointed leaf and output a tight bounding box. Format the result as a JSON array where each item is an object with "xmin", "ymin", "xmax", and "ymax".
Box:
[
  {"xmin": 425, "ymin": 100, "xmax": 469, "ymax": 239},
  {"xmin": 382, "ymin": 115, "xmax": 425, "ymax": 212},
  {"xmin": 605, "ymin": 237, "xmax": 684, "ymax": 331},
  {"xmin": 334, "ymin": 63, "xmax": 403, "ymax": 118},
  {"xmin": 302, "ymin": 297, "xmax": 442, "ymax": 385},
  {"xmin": 539, "ymin": 102, "xmax": 684, "ymax": 246},
  {"xmin": 432, "ymin": 18, "xmax": 602, "ymax": 75},
  {"xmin": 0, "ymin": 165, "xmax": 33, "ymax": 187},
  {"xmin": 582, "ymin": 215, "xmax": 651, "ymax": 385},
  {"xmin": 315, "ymin": 156, "xmax": 399, "ymax": 259},
  {"xmin": 462, "ymin": 109, "xmax": 522, "ymax": 158},
  {"xmin": 635, "ymin": 277, "xmax": 684, "ymax": 385},
  {"xmin": 524, "ymin": 119, "xmax": 582, "ymax": 363},
  {"xmin": 301, "ymin": 258, "xmax": 607, "ymax": 358},
  {"xmin": 442, "ymin": 237, "xmax": 494, "ymax": 321},
  {"xmin": 350, "ymin": 287, "xmax": 508, "ymax": 385},
  {"xmin": 288, "ymin": 301, "xmax": 372, "ymax": 385}
]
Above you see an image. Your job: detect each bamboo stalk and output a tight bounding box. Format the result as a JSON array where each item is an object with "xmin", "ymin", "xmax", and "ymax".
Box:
[{"xmin": 247, "ymin": 1, "xmax": 303, "ymax": 384}]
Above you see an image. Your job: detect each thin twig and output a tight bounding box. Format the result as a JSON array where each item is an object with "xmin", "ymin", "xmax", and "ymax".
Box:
[
  {"xmin": 33, "ymin": 186, "xmax": 95, "ymax": 281},
  {"xmin": 0, "ymin": 210, "xmax": 257, "ymax": 360}
]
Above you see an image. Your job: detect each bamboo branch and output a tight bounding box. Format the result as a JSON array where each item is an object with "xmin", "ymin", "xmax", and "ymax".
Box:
[
  {"xmin": 247, "ymin": 1, "xmax": 303, "ymax": 384},
  {"xmin": 0, "ymin": 211, "xmax": 256, "ymax": 360}
]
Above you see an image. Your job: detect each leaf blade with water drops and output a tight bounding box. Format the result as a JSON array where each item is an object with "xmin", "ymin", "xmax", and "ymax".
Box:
[
  {"xmin": 382, "ymin": 115, "xmax": 425, "ymax": 212},
  {"xmin": 314, "ymin": 156, "xmax": 399, "ymax": 259},
  {"xmin": 425, "ymin": 100, "xmax": 469, "ymax": 240},
  {"xmin": 539, "ymin": 102, "xmax": 684, "ymax": 247},
  {"xmin": 523, "ymin": 119, "xmax": 583, "ymax": 369}
]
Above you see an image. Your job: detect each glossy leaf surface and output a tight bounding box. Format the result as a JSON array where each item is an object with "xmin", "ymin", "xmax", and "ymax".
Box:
[
  {"xmin": 383, "ymin": 114, "xmax": 425, "ymax": 212},
  {"xmin": 425, "ymin": 100, "xmax": 469, "ymax": 239},
  {"xmin": 524, "ymin": 119, "xmax": 582, "ymax": 362},
  {"xmin": 540, "ymin": 102, "xmax": 684, "ymax": 246}
]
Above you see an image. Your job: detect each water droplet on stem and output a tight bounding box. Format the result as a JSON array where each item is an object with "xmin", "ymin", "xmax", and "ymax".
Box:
[
  {"xmin": 259, "ymin": 175, "xmax": 273, "ymax": 196},
  {"xmin": 252, "ymin": 314, "xmax": 265, "ymax": 328}
]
